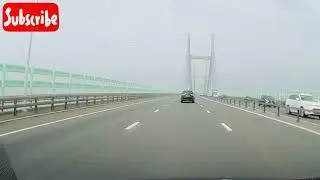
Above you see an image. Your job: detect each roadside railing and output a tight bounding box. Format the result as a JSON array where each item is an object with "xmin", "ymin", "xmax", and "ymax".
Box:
[
  {"xmin": 211, "ymin": 96, "xmax": 319, "ymax": 122},
  {"xmin": 0, "ymin": 93, "xmax": 172, "ymax": 117}
]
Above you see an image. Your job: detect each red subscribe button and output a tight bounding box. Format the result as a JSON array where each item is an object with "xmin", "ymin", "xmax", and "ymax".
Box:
[{"xmin": 2, "ymin": 2, "xmax": 59, "ymax": 32}]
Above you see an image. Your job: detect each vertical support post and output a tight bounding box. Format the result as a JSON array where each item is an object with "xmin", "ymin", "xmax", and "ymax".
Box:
[
  {"xmin": 253, "ymin": 101, "xmax": 255, "ymax": 110},
  {"xmin": 13, "ymin": 100, "xmax": 17, "ymax": 116},
  {"xmin": 24, "ymin": 33, "xmax": 33, "ymax": 98},
  {"xmin": 85, "ymin": 96, "xmax": 88, "ymax": 106},
  {"xmin": 277, "ymin": 106, "xmax": 280, "ymax": 116},
  {"xmin": 93, "ymin": 96, "xmax": 96, "ymax": 104},
  {"xmin": 64, "ymin": 97, "xmax": 67, "ymax": 109},
  {"xmin": 51, "ymin": 97, "xmax": 55, "ymax": 111},
  {"xmin": 297, "ymin": 109, "xmax": 300, "ymax": 122},
  {"xmin": 76, "ymin": 96, "xmax": 79, "ymax": 106},
  {"xmin": 207, "ymin": 33, "xmax": 215, "ymax": 96},
  {"xmin": 245, "ymin": 100, "xmax": 247, "ymax": 108},
  {"xmin": 263, "ymin": 104, "xmax": 266, "ymax": 113},
  {"xmin": 34, "ymin": 97, "xmax": 38, "ymax": 113}
]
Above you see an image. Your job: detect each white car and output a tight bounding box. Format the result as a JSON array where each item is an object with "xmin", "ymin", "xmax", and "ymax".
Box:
[{"xmin": 285, "ymin": 93, "xmax": 320, "ymax": 118}]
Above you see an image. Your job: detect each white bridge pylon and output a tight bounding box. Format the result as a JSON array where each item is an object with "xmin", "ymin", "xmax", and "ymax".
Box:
[{"xmin": 186, "ymin": 33, "xmax": 215, "ymax": 95}]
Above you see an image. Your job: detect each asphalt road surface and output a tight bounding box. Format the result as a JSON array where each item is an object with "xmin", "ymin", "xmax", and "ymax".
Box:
[{"xmin": 0, "ymin": 96, "xmax": 320, "ymax": 180}]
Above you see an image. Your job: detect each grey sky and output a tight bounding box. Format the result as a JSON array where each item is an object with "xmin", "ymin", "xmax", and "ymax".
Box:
[{"xmin": 1, "ymin": 0, "xmax": 320, "ymax": 93}]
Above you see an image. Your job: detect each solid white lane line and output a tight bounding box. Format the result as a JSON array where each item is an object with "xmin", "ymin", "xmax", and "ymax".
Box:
[
  {"xmin": 206, "ymin": 110, "xmax": 211, "ymax": 114},
  {"xmin": 125, "ymin": 122, "xmax": 140, "ymax": 130},
  {"xmin": 201, "ymin": 97, "xmax": 320, "ymax": 136},
  {"xmin": 154, "ymin": 109, "xmax": 159, "ymax": 113},
  {"xmin": 0, "ymin": 98, "xmax": 164, "ymax": 138},
  {"xmin": 221, "ymin": 123, "xmax": 232, "ymax": 132}
]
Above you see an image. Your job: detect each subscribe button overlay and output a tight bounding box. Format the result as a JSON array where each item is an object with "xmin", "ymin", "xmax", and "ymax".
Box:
[{"xmin": 2, "ymin": 2, "xmax": 59, "ymax": 32}]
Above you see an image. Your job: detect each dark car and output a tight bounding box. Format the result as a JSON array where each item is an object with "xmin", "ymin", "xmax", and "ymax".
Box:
[
  {"xmin": 258, "ymin": 95, "xmax": 277, "ymax": 108},
  {"xmin": 180, "ymin": 90, "xmax": 195, "ymax": 103}
]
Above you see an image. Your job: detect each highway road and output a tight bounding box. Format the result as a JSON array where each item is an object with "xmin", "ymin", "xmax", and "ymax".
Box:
[{"xmin": 0, "ymin": 96, "xmax": 320, "ymax": 180}]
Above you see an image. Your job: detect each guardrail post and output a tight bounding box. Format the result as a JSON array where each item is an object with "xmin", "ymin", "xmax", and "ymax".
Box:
[
  {"xmin": 1, "ymin": 101, "xmax": 3, "ymax": 112},
  {"xmin": 245, "ymin": 101, "xmax": 247, "ymax": 108},
  {"xmin": 51, "ymin": 97, "xmax": 55, "ymax": 111},
  {"xmin": 13, "ymin": 100, "xmax": 17, "ymax": 116},
  {"xmin": 238, "ymin": 100, "xmax": 240, "ymax": 106},
  {"xmin": 64, "ymin": 97, "xmax": 67, "ymax": 109},
  {"xmin": 297, "ymin": 109, "xmax": 300, "ymax": 122},
  {"xmin": 29, "ymin": 98, "xmax": 33, "ymax": 110},
  {"xmin": 101, "ymin": 96, "xmax": 104, "ymax": 103},
  {"xmin": 277, "ymin": 106, "xmax": 280, "ymax": 117},
  {"xmin": 34, "ymin": 98, "xmax": 38, "ymax": 113},
  {"xmin": 253, "ymin": 101, "xmax": 255, "ymax": 110},
  {"xmin": 263, "ymin": 104, "xmax": 266, "ymax": 113},
  {"xmin": 86, "ymin": 96, "xmax": 88, "ymax": 106},
  {"xmin": 112, "ymin": 96, "xmax": 115, "ymax": 102},
  {"xmin": 76, "ymin": 96, "xmax": 79, "ymax": 106},
  {"xmin": 234, "ymin": 99, "xmax": 235, "ymax": 105},
  {"xmin": 93, "ymin": 96, "xmax": 96, "ymax": 104}
]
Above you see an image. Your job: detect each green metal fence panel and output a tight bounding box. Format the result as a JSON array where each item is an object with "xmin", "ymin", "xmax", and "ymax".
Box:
[
  {"xmin": 32, "ymin": 81, "xmax": 52, "ymax": 88},
  {"xmin": 0, "ymin": 63, "xmax": 165, "ymax": 96},
  {"xmin": 5, "ymin": 80, "xmax": 25, "ymax": 87},
  {"xmin": 85, "ymin": 75, "xmax": 95, "ymax": 81},
  {"xmin": 71, "ymin": 73, "xmax": 83, "ymax": 79},
  {"xmin": 55, "ymin": 71, "xmax": 69, "ymax": 77},
  {"xmin": 6, "ymin": 64, "xmax": 25, "ymax": 73},
  {"xmin": 54, "ymin": 82, "xmax": 68, "ymax": 88},
  {"xmin": 70, "ymin": 83, "xmax": 83, "ymax": 88},
  {"xmin": 33, "ymin": 68, "xmax": 53, "ymax": 76}
]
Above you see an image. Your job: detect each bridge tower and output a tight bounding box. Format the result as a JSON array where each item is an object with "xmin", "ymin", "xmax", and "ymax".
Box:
[{"xmin": 186, "ymin": 33, "xmax": 215, "ymax": 95}]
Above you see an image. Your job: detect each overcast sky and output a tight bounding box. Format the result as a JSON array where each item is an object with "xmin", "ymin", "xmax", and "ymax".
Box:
[{"xmin": 1, "ymin": 0, "xmax": 320, "ymax": 93}]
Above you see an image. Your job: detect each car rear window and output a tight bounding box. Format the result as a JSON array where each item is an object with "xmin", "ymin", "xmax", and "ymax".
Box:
[{"xmin": 182, "ymin": 90, "xmax": 193, "ymax": 94}]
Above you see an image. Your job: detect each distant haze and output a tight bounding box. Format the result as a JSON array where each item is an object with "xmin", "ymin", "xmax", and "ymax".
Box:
[{"xmin": 1, "ymin": 0, "xmax": 320, "ymax": 93}]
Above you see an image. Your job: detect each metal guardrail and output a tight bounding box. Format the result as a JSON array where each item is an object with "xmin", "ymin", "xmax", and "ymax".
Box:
[
  {"xmin": 0, "ymin": 93, "xmax": 172, "ymax": 116},
  {"xmin": 211, "ymin": 96, "xmax": 320, "ymax": 122}
]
